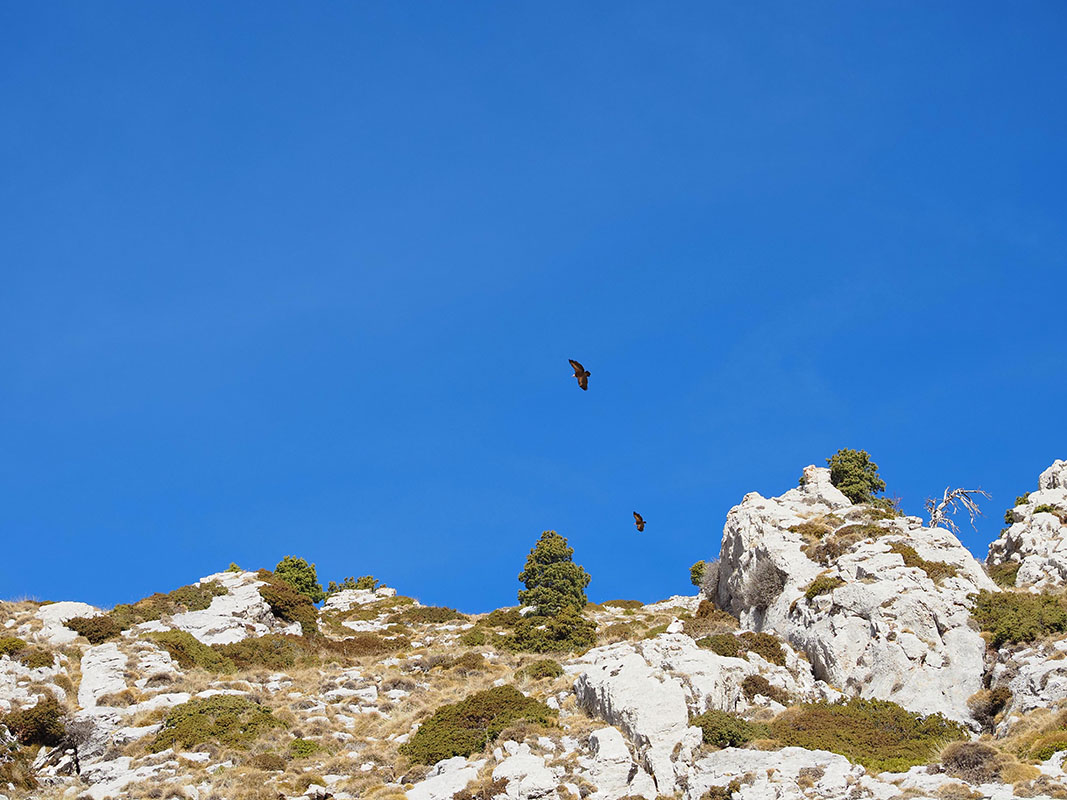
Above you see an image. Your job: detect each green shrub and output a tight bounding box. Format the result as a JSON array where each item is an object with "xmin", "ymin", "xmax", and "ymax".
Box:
[
  {"xmin": 327, "ymin": 576, "xmax": 380, "ymax": 594},
  {"xmin": 226, "ymin": 562, "xmax": 242, "ymax": 573},
  {"xmin": 1033, "ymin": 504, "xmax": 1067, "ymax": 523},
  {"xmin": 272, "ymin": 556, "xmax": 325, "ymax": 604},
  {"xmin": 16, "ymin": 647, "xmax": 54, "ymax": 669},
  {"xmin": 804, "ymin": 575, "xmax": 844, "ymax": 600},
  {"xmin": 0, "ymin": 637, "xmax": 27, "ymax": 658},
  {"xmin": 445, "ymin": 652, "xmax": 488, "ymax": 673},
  {"xmin": 289, "ymin": 738, "xmax": 322, "ymax": 758},
  {"xmin": 690, "ymin": 708, "xmax": 768, "ymax": 748},
  {"xmin": 390, "ymin": 606, "xmax": 469, "ymax": 624},
  {"xmin": 987, "ymin": 561, "xmax": 1020, "ymax": 588},
  {"xmin": 768, "ymin": 697, "xmax": 966, "ymax": 772},
  {"xmin": 888, "ymin": 543, "xmax": 958, "ymax": 582},
  {"xmin": 970, "ymin": 590, "xmax": 1067, "ymax": 647},
  {"xmin": 460, "ymin": 628, "xmax": 488, "ymax": 647},
  {"xmin": 741, "ymin": 674, "xmax": 790, "ymax": 704},
  {"xmin": 503, "ymin": 607, "xmax": 597, "ymax": 654},
  {"xmin": 147, "ymin": 631, "xmax": 235, "ymax": 673},
  {"xmin": 398, "ymin": 685, "xmax": 555, "ymax": 765},
  {"xmin": 864, "ymin": 497, "xmax": 901, "ymax": 518},
  {"xmin": 65, "ymin": 614, "xmax": 124, "ymax": 644},
  {"xmin": 322, "ymin": 632, "xmax": 408, "ymax": 658},
  {"xmin": 690, "ymin": 561, "xmax": 707, "ymax": 587},
  {"xmin": 1004, "ymin": 495, "xmax": 1030, "ymax": 525},
  {"xmin": 517, "ymin": 531, "xmax": 591, "ymax": 616},
  {"xmin": 259, "ymin": 581, "xmax": 319, "ymax": 633},
  {"xmin": 150, "ymin": 695, "xmax": 287, "ymax": 752},
  {"xmin": 1030, "ymin": 730, "xmax": 1067, "ymax": 762},
  {"xmin": 518, "ymin": 659, "xmax": 564, "ymax": 680},
  {"xmin": 789, "ymin": 521, "xmax": 833, "ymax": 540},
  {"xmin": 827, "ymin": 449, "xmax": 887, "ymax": 504},
  {"xmin": 683, "ymin": 600, "xmax": 739, "ymax": 638},
  {"xmin": 2, "ymin": 694, "xmax": 65, "ymax": 746},
  {"xmin": 213, "ymin": 634, "xmax": 307, "ymax": 671},
  {"xmin": 697, "ymin": 632, "xmax": 785, "ymax": 666}
]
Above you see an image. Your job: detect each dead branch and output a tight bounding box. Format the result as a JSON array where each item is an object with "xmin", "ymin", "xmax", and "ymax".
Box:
[{"xmin": 925, "ymin": 486, "xmax": 991, "ymax": 533}]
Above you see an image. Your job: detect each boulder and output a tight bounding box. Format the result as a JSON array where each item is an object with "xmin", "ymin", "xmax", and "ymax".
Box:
[
  {"xmin": 582, "ymin": 727, "xmax": 656, "ymax": 800},
  {"xmin": 405, "ymin": 756, "xmax": 484, "ymax": 800},
  {"xmin": 35, "ymin": 601, "xmax": 102, "ymax": 645},
  {"xmin": 78, "ymin": 643, "xmax": 128, "ymax": 708},
  {"xmin": 988, "ymin": 460, "xmax": 1067, "ymax": 589},
  {"xmin": 492, "ymin": 743, "xmax": 559, "ymax": 800},
  {"xmin": 713, "ymin": 466, "xmax": 996, "ymax": 723}
]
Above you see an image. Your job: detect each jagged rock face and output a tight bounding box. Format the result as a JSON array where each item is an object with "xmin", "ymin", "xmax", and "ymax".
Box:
[
  {"xmin": 990, "ymin": 637, "xmax": 1067, "ymax": 724},
  {"xmin": 988, "ymin": 460, "xmax": 1067, "ymax": 589},
  {"xmin": 714, "ymin": 465, "xmax": 997, "ymax": 723},
  {"xmin": 568, "ymin": 633, "xmax": 833, "ymax": 794}
]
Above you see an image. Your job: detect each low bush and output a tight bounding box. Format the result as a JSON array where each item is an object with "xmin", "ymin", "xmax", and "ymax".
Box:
[
  {"xmin": 1030, "ymin": 730, "xmax": 1067, "ymax": 762},
  {"xmin": 745, "ymin": 560, "xmax": 787, "ymax": 608},
  {"xmin": 941, "ymin": 741, "xmax": 1002, "ymax": 783},
  {"xmin": 460, "ymin": 628, "xmax": 488, "ymax": 647},
  {"xmin": 1034, "ymin": 504, "xmax": 1067, "ymax": 524},
  {"xmin": 213, "ymin": 634, "xmax": 313, "ymax": 671},
  {"xmin": 321, "ymin": 632, "xmax": 409, "ymax": 659},
  {"xmin": 390, "ymin": 606, "xmax": 469, "ymax": 624},
  {"xmin": 0, "ymin": 729, "xmax": 35, "ymax": 791},
  {"xmin": 702, "ymin": 780, "xmax": 741, "ymax": 800},
  {"xmin": 65, "ymin": 614, "xmax": 124, "ymax": 644},
  {"xmin": 987, "ymin": 561, "xmax": 1020, "ymax": 588},
  {"xmin": 445, "ymin": 652, "xmax": 488, "ymax": 673},
  {"xmin": 741, "ymin": 674, "xmax": 790, "ymax": 704},
  {"xmin": 789, "ymin": 520, "xmax": 833, "ymax": 540},
  {"xmin": 259, "ymin": 581, "xmax": 319, "ymax": 633},
  {"xmin": 147, "ymin": 631, "xmax": 235, "ymax": 673},
  {"xmin": 502, "ymin": 608, "xmax": 597, "ymax": 654},
  {"xmin": 1, "ymin": 694, "xmax": 66, "ymax": 747},
  {"xmin": 16, "ymin": 647, "xmax": 55, "ymax": 669},
  {"xmin": 289, "ymin": 738, "xmax": 322, "ymax": 758},
  {"xmin": 248, "ymin": 752, "xmax": 286, "ymax": 771},
  {"xmin": 518, "ymin": 659, "xmax": 564, "ymax": 680},
  {"xmin": 682, "ymin": 600, "xmax": 739, "ymax": 638},
  {"xmin": 150, "ymin": 695, "xmax": 287, "ymax": 752},
  {"xmin": 326, "ymin": 576, "xmax": 380, "ymax": 594},
  {"xmin": 888, "ymin": 543, "xmax": 958, "ymax": 582},
  {"xmin": 768, "ymin": 697, "xmax": 966, "ymax": 772},
  {"xmin": 826, "ymin": 448, "xmax": 886, "ymax": 504},
  {"xmin": 967, "ymin": 687, "xmax": 1012, "ymax": 731},
  {"xmin": 803, "ymin": 525, "xmax": 886, "ymax": 566},
  {"xmin": 690, "ymin": 708, "xmax": 768, "ymax": 748},
  {"xmin": 0, "ymin": 637, "xmax": 27, "ymax": 658},
  {"xmin": 804, "ymin": 575, "xmax": 844, "ymax": 600},
  {"xmin": 970, "ymin": 590, "xmax": 1067, "ymax": 647},
  {"xmin": 697, "ymin": 632, "xmax": 785, "ymax": 666},
  {"xmin": 398, "ymin": 685, "xmax": 555, "ymax": 765}
]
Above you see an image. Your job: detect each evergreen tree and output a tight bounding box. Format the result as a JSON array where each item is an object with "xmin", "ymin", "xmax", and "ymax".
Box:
[
  {"xmin": 517, "ymin": 531, "xmax": 591, "ymax": 616},
  {"xmin": 826, "ymin": 449, "xmax": 886, "ymax": 504},
  {"xmin": 272, "ymin": 556, "xmax": 325, "ymax": 604}
]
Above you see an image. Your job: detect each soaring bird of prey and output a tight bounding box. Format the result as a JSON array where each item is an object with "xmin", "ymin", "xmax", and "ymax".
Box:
[
  {"xmin": 569, "ymin": 359, "xmax": 590, "ymax": 391},
  {"xmin": 633, "ymin": 512, "xmax": 646, "ymax": 532}
]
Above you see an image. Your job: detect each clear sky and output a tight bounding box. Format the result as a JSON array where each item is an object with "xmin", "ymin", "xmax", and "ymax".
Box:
[{"xmin": 2, "ymin": 3, "xmax": 1065, "ymax": 612}]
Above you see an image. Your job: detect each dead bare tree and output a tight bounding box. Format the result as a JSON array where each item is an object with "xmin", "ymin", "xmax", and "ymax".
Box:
[{"xmin": 925, "ymin": 487, "xmax": 991, "ymax": 533}]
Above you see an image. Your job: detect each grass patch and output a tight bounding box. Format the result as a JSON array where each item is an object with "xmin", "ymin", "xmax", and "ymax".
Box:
[
  {"xmin": 601, "ymin": 599, "xmax": 643, "ymax": 610},
  {"xmin": 741, "ymin": 674, "xmax": 790, "ymax": 704},
  {"xmin": 150, "ymin": 695, "xmax": 287, "ymax": 752},
  {"xmin": 0, "ymin": 637, "xmax": 53, "ymax": 669},
  {"xmin": 888, "ymin": 543, "xmax": 958, "ymax": 582},
  {"xmin": 388, "ymin": 606, "xmax": 469, "ymax": 624},
  {"xmin": 768, "ymin": 697, "xmax": 966, "ymax": 772},
  {"xmin": 517, "ymin": 659, "xmax": 564, "ymax": 680},
  {"xmin": 803, "ymin": 524, "xmax": 887, "ymax": 565},
  {"xmin": 696, "ymin": 632, "xmax": 785, "ymax": 666},
  {"xmin": 970, "ymin": 590, "xmax": 1067, "ymax": 647},
  {"xmin": 148, "ymin": 630, "xmax": 236, "ymax": 673},
  {"xmin": 682, "ymin": 600, "xmax": 739, "ymax": 638},
  {"xmin": 987, "ymin": 561, "xmax": 1020, "ymax": 588}
]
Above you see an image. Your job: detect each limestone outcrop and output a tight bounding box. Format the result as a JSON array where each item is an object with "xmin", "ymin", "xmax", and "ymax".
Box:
[{"xmin": 988, "ymin": 460, "xmax": 1067, "ymax": 589}]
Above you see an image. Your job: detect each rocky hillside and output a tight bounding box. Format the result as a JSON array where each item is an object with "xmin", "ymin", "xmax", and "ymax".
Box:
[{"xmin": 5, "ymin": 462, "xmax": 1067, "ymax": 800}]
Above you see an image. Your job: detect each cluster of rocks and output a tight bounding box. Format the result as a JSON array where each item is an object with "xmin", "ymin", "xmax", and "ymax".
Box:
[{"xmin": 6, "ymin": 462, "xmax": 1067, "ymax": 800}]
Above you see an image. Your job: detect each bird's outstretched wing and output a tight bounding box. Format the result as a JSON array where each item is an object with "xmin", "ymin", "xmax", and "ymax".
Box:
[
  {"xmin": 569, "ymin": 359, "xmax": 585, "ymax": 373},
  {"xmin": 577, "ymin": 374, "xmax": 588, "ymax": 390}
]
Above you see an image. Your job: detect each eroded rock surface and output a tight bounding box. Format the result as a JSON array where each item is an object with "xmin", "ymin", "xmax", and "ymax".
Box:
[{"xmin": 988, "ymin": 460, "xmax": 1067, "ymax": 589}]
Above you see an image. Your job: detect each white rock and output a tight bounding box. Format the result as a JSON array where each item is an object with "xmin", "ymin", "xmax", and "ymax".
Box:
[
  {"xmin": 493, "ymin": 744, "xmax": 559, "ymax": 800},
  {"xmin": 714, "ymin": 466, "xmax": 996, "ymax": 723},
  {"xmin": 322, "ymin": 586, "xmax": 397, "ymax": 612},
  {"xmin": 988, "ymin": 460, "xmax": 1067, "ymax": 589},
  {"xmin": 584, "ymin": 727, "xmax": 656, "ymax": 800},
  {"xmin": 78, "ymin": 643, "xmax": 128, "ymax": 708},
  {"xmin": 406, "ymin": 757, "xmax": 484, "ymax": 800},
  {"xmin": 35, "ymin": 601, "xmax": 101, "ymax": 645}
]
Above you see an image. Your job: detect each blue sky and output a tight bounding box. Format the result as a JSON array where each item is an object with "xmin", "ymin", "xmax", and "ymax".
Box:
[{"xmin": 2, "ymin": 3, "xmax": 1064, "ymax": 612}]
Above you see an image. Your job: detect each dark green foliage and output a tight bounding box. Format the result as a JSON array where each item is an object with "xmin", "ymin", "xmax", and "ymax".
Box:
[
  {"xmin": 690, "ymin": 561, "xmax": 707, "ymax": 587},
  {"xmin": 888, "ymin": 543, "xmax": 958, "ymax": 582},
  {"xmin": 150, "ymin": 695, "xmax": 287, "ymax": 752},
  {"xmin": 399, "ymin": 685, "xmax": 555, "ymax": 765},
  {"xmin": 16, "ymin": 647, "xmax": 54, "ymax": 669},
  {"xmin": 970, "ymin": 590, "xmax": 1067, "ymax": 647},
  {"xmin": 517, "ymin": 531, "xmax": 591, "ymax": 616},
  {"xmin": 697, "ymin": 632, "xmax": 786, "ymax": 666},
  {"xmin": 1004, "ymin": 496, "xmax": 1030, "ymax": 525},
  {"xmin": 389, "ymin": 606, "xmax": 469, "ymax": 624},
  {"xmin": 147, "ymin": 631, "xmax": 236, "ymax": 673},
  {"xmin": 213, "ymin": 634, "xmax": 307, "ymax": 671},
  {"xmin": 1031, "ymin": 731, "xmax": 1067, "ymax": 762},
  {"xmin": 460, "ymin": 628, "xmax": 488, "ymax": 647},
  {"xmin": 518, "ymin": 659, "xmax": 564, "ymax": 680},
  {"xmin": 327, "ymin": 576, "xmax": 380, "ymax": 594},
  {"xmin": 0, "ymin": 637, "xmax": 27, "ymax": 658},
  {"xmin": 691, "ymin": 708, "xmax": 768, "ymax": 748},
  {"xmin": 1034, "ymin": 504, "xmax": 1067, "ymax": 523},
  {"xmin": 226, "ymin": 562, "xmax": 242, "ymax": 572},
  {"xmin": 804, "ymin": 575, "xmax": 844, "ymax": 600},
  {"xmin": 2, "ymin": 694, "xmax": 65, "ymax": 747},
  {"xmin": 768, "ymin": 697, "xmax": 967, "ymax": 772},
  {"xmin": 741, "ymin": 674, "xmax": 790, "ymax": 704},
  {"xmin": 289, "ymin": 738, "xmax": 322, "ymax": 758},
  {"xmin": 987, "ymin": 561, "xmax": 1020, "ymax": 588},
  {"xmin": 826, "ymin": 449, "xmax": 886, "ymax": 504},
  {"xmin": 272, "ymin": 556, "xmax": 326, "ymax": 603},
  {"xmin": 503, "ymin": 607, "xmax": 597, "ymax": 654},
  {"xmin": 259, "ymin": 581, "xmax": 319, "ymax": 632},
  {"xmin": 65, "ymin": 614, "xmax": 124, "ymax": 644}
]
